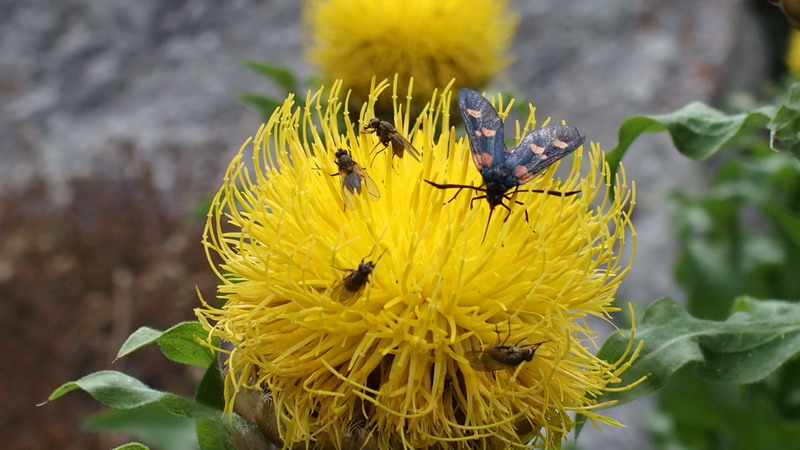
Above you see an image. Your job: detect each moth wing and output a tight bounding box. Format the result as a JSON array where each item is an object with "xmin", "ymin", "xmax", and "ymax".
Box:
[
  {"xmin": 457, "ymin": 88, "xmax": 507, "ymax": 171},
  {"xmin": 353, "ymin": 164, "xmax": 381, "ymax": 201},
  {"xmin": 464, "ymin": 349, "xmax": 508, "ymax": 372},
  {"xmin": 505, "ymin": 125, "xmax": 585, "ymax": 185}
]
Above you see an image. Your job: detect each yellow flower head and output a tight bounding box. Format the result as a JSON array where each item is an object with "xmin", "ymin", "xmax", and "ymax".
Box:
[
  {"xmin": 304, "ymin": 0, "xmax": 516, "ymax": 105},
  {"xmin": 197, "ymin": 79, "xmax": 637, "ymax": 449}
]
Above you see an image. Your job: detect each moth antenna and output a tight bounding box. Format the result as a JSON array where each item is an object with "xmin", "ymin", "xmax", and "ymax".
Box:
[{"xmin": 520, "ymin": 188, "xmax": 582, "ymax": 197}]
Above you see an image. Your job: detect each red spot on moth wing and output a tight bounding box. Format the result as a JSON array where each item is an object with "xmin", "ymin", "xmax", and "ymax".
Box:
[
  {"xmin": 553, "ymin": 139, "xmax": 569, "ymax": 149},
  {"xmin": 474, "ymin": 129, "xmax": 483, "ymax": 137},
  {"xmin": 514, "ymin": 165, "xmax": 533, "ymax": 183},
  {"xmin": 481, "ymin": 127, "xmax": 497, "ymax": 137},
  {"xmin": 472, "ymin": 152, "xmax": 483, "ymax": 168},
  {"xmin": 473, "ymin": 152, "xmax": 494, "ymax": 168},
  {"xmin": 467, "ymin": 108, "xmax": 482, "ymax": 118},
  {"xmin": 529, "ymin": 143, "xmax": 545, "ymax": 155}
]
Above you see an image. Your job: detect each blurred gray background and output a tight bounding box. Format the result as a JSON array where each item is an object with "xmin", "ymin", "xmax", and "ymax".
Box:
[{"xmin": 0, "ymin": 0, "xmax": 789, "ymax": 448}]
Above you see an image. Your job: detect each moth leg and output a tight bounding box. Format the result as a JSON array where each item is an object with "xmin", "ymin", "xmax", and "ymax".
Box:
[
  {"xmin": 509, "ymin": 186, "xmax": 529, "ymax": 222},
  {"xmin": 470, "ymin": 195, "xmax": 487, "ymax": 209},
  {"xmin": 507, "ymin": 194, "xmax": 530, "ymax": 223},
  {"xmin": 500, "ymin": 202, "xmax": 513, "ymax": 222},
  {"xmin": 521, "ymin": 206, "xmax": 529, "ymax": 223},
  {"xmin": 445, "ymin": 187, "xmax": 466, "ymax": 205}
]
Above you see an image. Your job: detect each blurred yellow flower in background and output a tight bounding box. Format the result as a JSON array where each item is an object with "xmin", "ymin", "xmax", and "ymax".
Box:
[
  {"xmin": 775, "ymin": 0, "xmax": 800, "ymax": 29},
  {"xmin": 196, "ymin": 79, "xmax": 637, "ymax": 449},
  {"xmin": 788, "ymin": 30, "xmax": 800, "ymax": 76},
  {"xmin": 304, "ymin": 0, "xmax": 516, "ymax": 106}
]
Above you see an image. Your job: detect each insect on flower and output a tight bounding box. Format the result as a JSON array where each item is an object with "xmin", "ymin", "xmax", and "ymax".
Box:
[
  {"xmin": 331, "ymin": 148, "xmax": 381, "ymax": 210},
  {"xmin": 425, "ymin": 88, "xmax": 585, "ymax": 241},
  {"xmin": 464, "ymin": 321, "xmax": 546, "ymax": 372},
  {"xmin": 364, "ymin": 118, "xmax": 422, "ymax": 164},
  {"xmin": 330, "ymin": 250, "xmax": 385, "ymax": 305}
]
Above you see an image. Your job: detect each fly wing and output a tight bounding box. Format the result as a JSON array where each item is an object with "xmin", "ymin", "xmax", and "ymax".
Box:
[
  {"xmin": 464, "ymin": 349, "xmax": 509, "ymax": 372},
  {"xmin": 457, "ymin": 89, "xmax": 507, "ymax": 172},
  {"xmin": 390, "ymin": 133, "xmax": 422, "ymax": 161},
  {"xmin": 353, "ymin": 164, "xmax": 381, "ymax": 201},
  {"xmin": 331, "ymin": 273, "xmax": 363, "ymax": 305},
  {"xmin": 340, "ymin": 169, "xmax": 362, "ymax": 210},
  {"xmin": 505, "ymin": 125, "xmax": 584, "ymax": 185}
]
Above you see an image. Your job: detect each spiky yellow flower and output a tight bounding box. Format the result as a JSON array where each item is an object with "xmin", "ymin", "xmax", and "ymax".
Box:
[
  {"xmin": 196, "ymin": 79, "xmax": 637, "ymax": 449},
  {"xmin": 304, "ymin": 0, "xmax": 516, "ymax": 106}
]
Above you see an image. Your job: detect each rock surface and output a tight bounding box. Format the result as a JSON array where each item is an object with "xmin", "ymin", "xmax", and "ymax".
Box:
[{"xmin": 0, "ymin": 0, "xmax": 787, "ymax": 448}]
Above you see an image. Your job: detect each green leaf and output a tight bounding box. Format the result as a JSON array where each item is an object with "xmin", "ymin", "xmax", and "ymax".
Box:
[
  {"xmin": 116, "ymin": 328, "xmax": 163, "ymax": 358},
  {"xmin": 49, "ymin": 370, "xmax": 263, "ymax": 448},
  {"xmin": 654, "ymin": 368, "xmax": 800, "ymax": 450},
  {"xmin": 764, "ymin": 201, "xmax": 800, "ymax": 248},
  {"xmin": 49, "ymin": 371, "xmax": 165, "ymax": 408},
  {"xmin": 197, "ymin": 419, "xmax": 234, "ymax": 450},
  {"xmin": 606, "ymin": 102, "xmax": 773, "ymax": 180},
  {"xmin": 48, "ymin": 371, "xmax": 218, "ymax": 419},
  {"xmin": 242, "ymin": 60, "xmax": 298, "ymax": 94},
  {"xmin": 116, "ymin": 322, "xmax": 216, "ymax": 368},
  {"xmin": 196, "ymin": 360, "xmax": 225, "ymax": 410},
  {"xmin": 112, "ymin": 444, "xmax": 150, "ymax": 450},
  {"xmin": 606, "ymin": 82, "xmax": 800, "ymax": 182},
  {"xmin": 237, "ymin": 93, "xmax": 281, "ymax": 120},
  {"xmin": 596, "ymin": 297, "xmax": 800, "ymax": 406},
  {"xmin": 155, "ymin": 323, "xmax": 216, "ymax": 367},
  {"xmin": 671, "ymin": 150, "xmax": 800, "ymax": 317},
  {"xmin": 769, "ymin": 82, "xmax": 800, "ymax": 158},
  {"xmin": 87, "ymin": 403, "xmax": 197, "ymax": 450},
  {"xmin": 197, "ymin": 417, "xmax": 272, "ymax": 450}
]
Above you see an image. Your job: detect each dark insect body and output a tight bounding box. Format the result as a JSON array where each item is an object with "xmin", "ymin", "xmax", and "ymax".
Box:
[
  {"xmin": 332, "ymin": 148, "xmax": 380, "ymax": 210},
  {"xmin": 363, "ymin": 118, "xmax": 421, "ymax": 163},
  {"xmin": 425, "ymin": 88, "xmax": 585, "ymax": 241},
  {"xmin": 465, "ymin": 321, "xmax": 545, "ymax": 372},
  {"xmin": 331, "ymin": 252, "xmax": 384, "ymax": 305}
]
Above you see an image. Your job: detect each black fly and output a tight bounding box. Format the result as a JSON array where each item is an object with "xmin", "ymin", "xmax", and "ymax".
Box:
[
  {"xmin": 464, "ymin": 320, "xmax": 545, "ymax": 371},
  {"xmin": 332, "ymin": 148, "xmax": 380, "ymax": 210},
  {"xmin": 331, "ymin": 250, "xmax": 385, "ymax": 305},
  {"xmin": 364, "ymin": 118, "xmax": 421, "ymax": 164}
]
